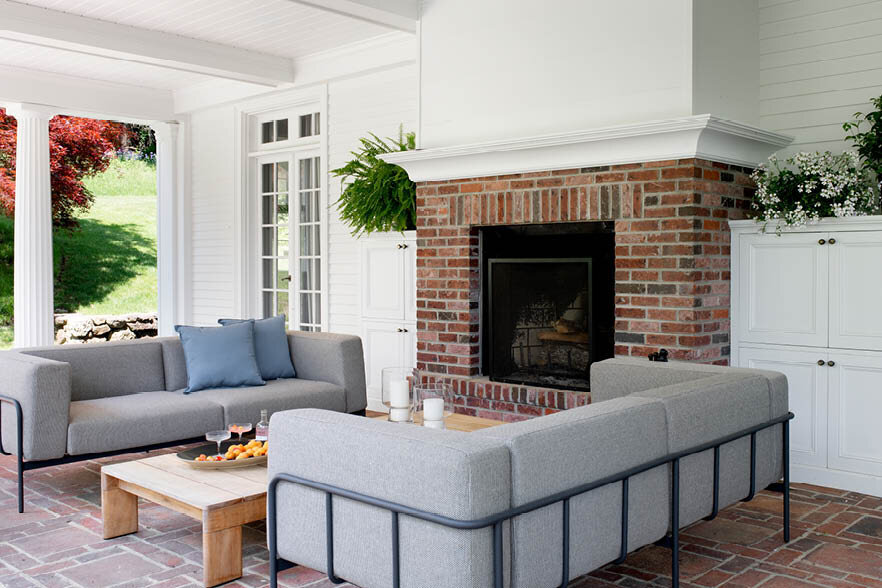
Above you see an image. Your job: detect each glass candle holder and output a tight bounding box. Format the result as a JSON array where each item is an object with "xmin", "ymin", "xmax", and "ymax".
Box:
[
  {"xmin": 414, "ymin": 383, "xmax": 453, "ymax": 428},
  {"xmin": 382, "ymin": 366, "xmax": 417, "ymax": 423}
]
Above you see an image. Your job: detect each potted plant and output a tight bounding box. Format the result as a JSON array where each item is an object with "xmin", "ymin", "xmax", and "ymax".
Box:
[
  {"xmin": 750, "ymin": 150, "xmax": 878, "ymax": 232},
  {"xmin": 331, "ymin": 128, "xmax": 416, "ymax": 236},
  {"xmin": 751, "ymin": 93, "xmax": 882, "ymax": 233}
]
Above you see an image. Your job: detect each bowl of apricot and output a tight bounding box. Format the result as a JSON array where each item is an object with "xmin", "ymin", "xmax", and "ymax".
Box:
[{"xmin": 177, "ymin": 439, "xmax": 269, "ymax": 469}]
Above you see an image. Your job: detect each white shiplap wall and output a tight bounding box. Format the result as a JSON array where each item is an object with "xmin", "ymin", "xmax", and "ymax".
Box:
[
  {"xmin": 760, "ymin": 0, "xmax": 882, "ymax": 156},
  {"xmin": 189, "ymin": 104, "xmax": 237, "ymax": 324},
  {"xmin": 326, "ymin": 64, "xmax": 418, "ymax": 335},
  {"xmin": 186, "ymin": 63, "xmax": 417, "ymax": 329}
]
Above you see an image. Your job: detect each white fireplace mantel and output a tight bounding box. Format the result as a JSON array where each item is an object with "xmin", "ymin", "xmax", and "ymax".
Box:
[{"xmin": 382, "ymin": 114, "xmax": 793, "ymax": 182}]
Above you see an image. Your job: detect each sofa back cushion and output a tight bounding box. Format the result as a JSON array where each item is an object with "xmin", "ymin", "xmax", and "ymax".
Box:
[
  {"xmin": 21, "ymin": 340, "xmax": 165, "ymax": 401},
  {"xmin": 590, "ymin": 358, "xmax": 721, "ymax": 403},
  {"xmin": 157, "ymin": 337, "xmax": 188, "ymax": 391},
  {"xmin": 628, "ymin": 372, "xmax": 782, "ymax": 528},
  {"xmin": 475, "ymin": 396, "xmax": 670, "ymax": 588},
  {"xmin": 268, "ymin": 409, "xmax": 510, "ymax": 588}
]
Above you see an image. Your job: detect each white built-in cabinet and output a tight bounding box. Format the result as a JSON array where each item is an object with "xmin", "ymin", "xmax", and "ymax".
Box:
[
  {"xmin": 731, "ymin": 217, "xmax": 882, "ymax": 496},
  {"xmin": 360, "ymin": 231, "xmax": 416, "ymax": 411}
]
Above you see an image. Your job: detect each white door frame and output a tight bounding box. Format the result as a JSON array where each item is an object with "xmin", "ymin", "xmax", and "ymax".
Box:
[{"xmin": 233, "ymin": 85, "xmax": 328, "ymax": 326}]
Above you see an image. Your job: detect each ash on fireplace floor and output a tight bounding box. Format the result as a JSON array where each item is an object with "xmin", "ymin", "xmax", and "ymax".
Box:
[{"xmin": 496, "ymin": 370, "xmax": 590, "ymax": 391}]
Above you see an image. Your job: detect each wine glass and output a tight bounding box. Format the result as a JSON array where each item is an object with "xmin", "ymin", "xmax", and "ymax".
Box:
[
  {"xmin": 228, "ymin": 423, "xmax": 252, "ymax": 444},
  {"xmin": 206, "ymin": 430, "xmax": 231, "ymax": 458}
]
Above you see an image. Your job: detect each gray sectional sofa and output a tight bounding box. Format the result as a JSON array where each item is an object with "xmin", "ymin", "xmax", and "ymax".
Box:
[
  {"xmin": 266, "ymin": 358, "xmax": 792, "ymax": 588},
  {"xmin": 0, "ymin": 331, "xmax": 366, "ymax": 512}
]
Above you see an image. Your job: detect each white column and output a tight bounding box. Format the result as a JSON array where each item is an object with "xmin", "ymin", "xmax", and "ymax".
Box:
[
  {"xmin": 7, "ymin": 104, "xmax": 56, "ymax": 348},
  {"xmin": 152, "ymin": 121, "xmax": 181, "ymax": 336}
]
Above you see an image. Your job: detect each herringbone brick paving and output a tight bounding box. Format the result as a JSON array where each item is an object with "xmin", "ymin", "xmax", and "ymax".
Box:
[{"xmin": 0, "ymin": 446, "xmax": 879, "ymax": 587}]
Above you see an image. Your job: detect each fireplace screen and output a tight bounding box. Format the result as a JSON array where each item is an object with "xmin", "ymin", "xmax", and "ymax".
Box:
[{"xmin": 487, "ymin": 258, "xmax": 593, "ymax": 391}]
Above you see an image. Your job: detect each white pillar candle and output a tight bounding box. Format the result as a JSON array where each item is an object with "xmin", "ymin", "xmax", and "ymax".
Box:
[
  {"xmin": 423, "ymin": 397, "xmax": 445, "ymax": 421},
  {"xmin": 424, "ymin": 419, "xmax": 445, "ymax": 429},
  {"xmin": 389, "ymin": 407, "xmax": 411, "ymax": 422},
  {"xmin": 389, "ymin": 380, "xmax": 410, "ymax": 408}
]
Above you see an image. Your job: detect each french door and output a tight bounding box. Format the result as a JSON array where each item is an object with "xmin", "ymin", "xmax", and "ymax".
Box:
[{"xmin": 258, "ymin": 151, "xmax": 322, "ymax": 331}]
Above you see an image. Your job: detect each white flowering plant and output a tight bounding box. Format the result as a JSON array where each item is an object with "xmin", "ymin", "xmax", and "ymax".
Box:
[{"xmin": 751, "ymin": 150, "xmax": 879, "ymax": 232}]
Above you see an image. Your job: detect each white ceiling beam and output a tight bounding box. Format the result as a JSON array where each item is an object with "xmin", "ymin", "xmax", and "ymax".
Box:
[
  {"xmin": 287, "ymin": 0, "xmax": 418, "ymax": 32},
  {"xmin": 0, "ymin": 65, "xmax": 175, "ymax": 122},
  {"xmin": 0, "ymin": 0, "xmax": 294, "ymax": 86}
]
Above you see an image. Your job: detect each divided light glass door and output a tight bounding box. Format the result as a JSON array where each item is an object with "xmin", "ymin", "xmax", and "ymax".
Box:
[{"xmin": 258, "ymin": 151, "xmax": 322, "ymax": 332}]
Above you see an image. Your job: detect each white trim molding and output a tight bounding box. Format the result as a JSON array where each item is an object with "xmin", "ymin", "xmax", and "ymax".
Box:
[
  {"xmin": 381, "ymin": 114, "xmax": 793, "ymax": 182},
  {"xmin": 286, "ymin": 0, "xmax": 418, "ymax": 32},
  {"xmin": 729, "ymin": 215, "xmax": 882, "ymax": 234}
]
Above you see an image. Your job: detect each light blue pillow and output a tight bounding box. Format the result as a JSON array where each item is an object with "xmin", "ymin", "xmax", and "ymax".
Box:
[
  {"xmin": 218, "ymin": 315, "xmax": 295, "ymax": 380},
  {"xmin": 174, "ymin": 321, "xmax": 265, "ymax": 393}
]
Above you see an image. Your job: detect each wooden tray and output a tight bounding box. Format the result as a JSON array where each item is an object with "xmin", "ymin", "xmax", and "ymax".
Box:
[{"xmin": 177, "ymin": 442, "xmax": 267, "ymax": 469}]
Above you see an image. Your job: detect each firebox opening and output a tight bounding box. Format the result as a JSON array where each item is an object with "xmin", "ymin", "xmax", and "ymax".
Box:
[{"xmin": 480, "ymin": 222, "xmax": 615, "ymax": 391}]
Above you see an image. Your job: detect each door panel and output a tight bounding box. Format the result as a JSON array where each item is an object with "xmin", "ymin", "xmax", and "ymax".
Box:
[
  {"xmin": 829, "ymin": 232, "xmax": 882, "ymax": 351},
  {"xmin": 738, "ymin": 232, "xmax": 829, "ymax": 347},
  {"xmin": 739, "ymin": 346, "xmax": 828, "ymax": 467},
  {"xmin": 362, "ymin": 239, "xmax": 405, "ymax": 320},
  {"xmin": 828, "ymin": 351, "xmax": 882, "ymax": 476},
  {"xmin": 362, "ymin": 321, "xmax": 404, "ymax": 407},
  {"xmin": 403, "ymin": 236, "xmax": 416, "ymax": 323}
]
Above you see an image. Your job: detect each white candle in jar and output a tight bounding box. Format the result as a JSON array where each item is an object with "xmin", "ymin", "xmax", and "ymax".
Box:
[
  {"xmin": 423, "ymin": 397, "xmax": 445, "ymax": 421},
  {"xmin": 389, "ymin": 407, "xmax": 411, "ymax": 422},
  {"xmin": 389, "ymin": 379, "xmax": 410, "ymax": 408}
]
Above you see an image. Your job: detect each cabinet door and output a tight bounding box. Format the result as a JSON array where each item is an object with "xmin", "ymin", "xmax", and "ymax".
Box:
[
  {"xmin": 403, "ymin": 237, "xmax": 416, "ymax": 323},
  {"xmin": 362, "ymin": 321, "xmax": 405, "ymax": 407},
  {"xmin": 401, "ymin": 324, "xmax": 416, "ymax": 371},
  {"xmin": 829, "ymin": 232, "xmax": 882, "ymax": 351},
  {"xmin": 828, "ymin": 351, "xmax": 882, "ymax": 476},
  {"xmin": 738, "ymin": 232, "xmax": 829, "ymax": 347},
  {"xmin": 739, "ymin": 346, "xmax": 828, "ymax": 468},
  {"xmin": 362, "ymin": 239, "xmax": 405, "ymax": 320}
]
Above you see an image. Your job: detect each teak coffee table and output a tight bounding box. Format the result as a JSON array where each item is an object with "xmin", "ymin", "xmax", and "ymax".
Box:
[
  {"xmin": 100, "ymin": 413, "xmax": 499, "ymax": 587},
  {"xmin": 101, "ymin": 453, "xmax": 267, "ymax": 587}
]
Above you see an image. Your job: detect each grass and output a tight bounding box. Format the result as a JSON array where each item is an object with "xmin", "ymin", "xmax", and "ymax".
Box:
[
  {"xmin": 0, "ymin": 158, "xmax": 156, "ymax": 349},
  {"xmin": 82, "ymin": 158, "xmax": 157, "ymax": 196}
]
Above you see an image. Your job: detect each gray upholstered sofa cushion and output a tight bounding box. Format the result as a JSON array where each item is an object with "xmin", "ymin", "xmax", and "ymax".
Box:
[
  {"xmin": 158, "ymin": 336, "xmax": 188, "ymax": 392},
  {"xmin": 287, "ymin": 332, "xmax": 367, "ymax": 413},
  {"xmin": 627, "ymin": 372, "xmax": 783, "ymax": 527},
  {"xmin": 476, "ymin": 396, "xmax": 670, "ymax": 588},
  {"xmin": 20, "ymin": 340, "xmax": 166, "ymax": 401},
  {"xmin": 67, "ymin": 391, "xmax": 225, "ymax": 455},
  {"xmin": 268, "ymin": 409, "xmax": 511, "ymax": 588},
  {"xmin": 186, "ymin": 378, "xmax": 346, "ymax": 424}
]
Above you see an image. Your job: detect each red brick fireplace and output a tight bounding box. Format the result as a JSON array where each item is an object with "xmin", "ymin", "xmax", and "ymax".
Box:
[{"xmin": 414, "ymin": 158, "xmax": 755, "ymax": 421}]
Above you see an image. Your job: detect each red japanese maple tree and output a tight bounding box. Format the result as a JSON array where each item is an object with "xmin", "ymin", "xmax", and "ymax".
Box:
[{"xmin": 0, "ymin": 109, "xmax": 126, "ymax": 228}]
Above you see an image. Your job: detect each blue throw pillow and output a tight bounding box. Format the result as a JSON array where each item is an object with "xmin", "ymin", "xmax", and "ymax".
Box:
[
  {"xmin": 174, "ymin": 321, "xmax": 265, "ymax": 393},
  {"xmin": 218, "ymin": 315, "xmax": 296, "ymax": 380}
]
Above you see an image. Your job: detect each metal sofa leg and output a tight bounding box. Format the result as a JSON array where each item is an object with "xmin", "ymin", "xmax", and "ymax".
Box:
[{"xmin": 0, "ymin": 396, "xmax": 25, "ymax": 513}]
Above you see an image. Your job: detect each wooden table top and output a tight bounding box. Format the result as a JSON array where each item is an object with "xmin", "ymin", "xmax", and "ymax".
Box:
[
  {"xmin": 101, "ymin": 453, "xmax": 267, "ymax": 511},
  {"xmin": 372, "ymin": 411, "xmax": 502, "ymax": 432}
]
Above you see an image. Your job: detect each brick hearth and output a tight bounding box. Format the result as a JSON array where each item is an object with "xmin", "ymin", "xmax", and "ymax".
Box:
[{"xmin": 415, "ymin": 158, "xmax": 755, "ymax": 421}]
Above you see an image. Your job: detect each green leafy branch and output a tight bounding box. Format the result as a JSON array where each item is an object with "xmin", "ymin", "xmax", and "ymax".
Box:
[{"xmin": 331, "ymin": 127, "xmax": 416, "ymax": 236}]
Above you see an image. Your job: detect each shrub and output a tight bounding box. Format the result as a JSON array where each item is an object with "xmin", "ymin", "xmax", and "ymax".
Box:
[
  {"xmin": 843, "ymin": 93, "xmax": 882, "ymax": 189},
  {"xmin": 331, "ymin": 129, "xmax": 416, "ymax": 236},
  {"xmin": 751, "ymin": 151, "xmax": 878, "ymax": 232}
]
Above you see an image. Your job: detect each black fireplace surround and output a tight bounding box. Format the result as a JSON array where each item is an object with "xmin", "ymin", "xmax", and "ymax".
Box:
[{"xmin": 480, "ymin": 222, "xmax": 615, "ymax": 391}]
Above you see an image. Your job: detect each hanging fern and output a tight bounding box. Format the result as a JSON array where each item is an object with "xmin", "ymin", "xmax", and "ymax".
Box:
[{"xmin": 331, "ymin": 128, "xmax": 416, "ymax": 236}]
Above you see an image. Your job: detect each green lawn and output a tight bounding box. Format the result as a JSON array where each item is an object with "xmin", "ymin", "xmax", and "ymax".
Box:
[{"xmin": 0, "ymin": 159, "xmax": 156, "ymax": 349}]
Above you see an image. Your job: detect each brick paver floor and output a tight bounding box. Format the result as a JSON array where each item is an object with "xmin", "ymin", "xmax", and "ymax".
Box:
[{"xmin": 0, "ymin": 447, "xmax": 879, "ymax": 587}]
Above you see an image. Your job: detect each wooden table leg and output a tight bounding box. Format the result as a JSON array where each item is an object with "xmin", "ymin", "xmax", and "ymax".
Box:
[
  {"xmin": 202, "ymin": 525, "xmax": 242, "ymax": 587},
  {"xmin": 101, "ymin": 472, "xmax": 138, "ymax": 539}
]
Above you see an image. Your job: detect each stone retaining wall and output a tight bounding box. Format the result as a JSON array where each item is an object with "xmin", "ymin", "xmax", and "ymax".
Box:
[{"xmin": 54, "ymin": 313, "xmax": 158, "ymax": 344}]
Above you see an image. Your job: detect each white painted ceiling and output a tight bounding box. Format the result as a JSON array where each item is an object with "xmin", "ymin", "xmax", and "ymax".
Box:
[{"xmin": 0, "ymin": 0, "xmax": 397, "ymax": 92}]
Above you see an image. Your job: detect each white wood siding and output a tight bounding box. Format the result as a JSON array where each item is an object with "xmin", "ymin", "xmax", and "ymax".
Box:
[
  {"xmin": 760, "ymin": 0, "xmax": 882, "ymax": 157},
  {"xmin": 185, "ymin": 64, "xmax": 418, "ymax": 330},
  {"xmin": 189, "ymin": 104, "xmax": 237, "ymax": 324},
  {"xmin": 326, "ymin": 64, "xmax": 418, "ymax": 335}
]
